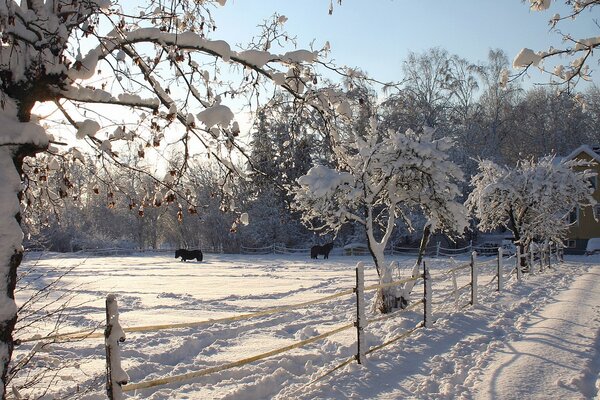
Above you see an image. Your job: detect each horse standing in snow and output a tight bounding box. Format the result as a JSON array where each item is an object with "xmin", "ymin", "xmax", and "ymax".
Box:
[
  {"xmin": 175, "ymin": 249, "xmax": 203, "ymax": 262},
  {"xmin": 310, "ymin": 243, "xmax": 334, "ymax": 259}
]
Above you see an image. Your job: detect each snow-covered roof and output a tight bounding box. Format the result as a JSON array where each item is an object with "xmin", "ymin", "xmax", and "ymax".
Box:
[{"xmin": 563, "ymin": 145, "xmax": 600, "ymax": 164}]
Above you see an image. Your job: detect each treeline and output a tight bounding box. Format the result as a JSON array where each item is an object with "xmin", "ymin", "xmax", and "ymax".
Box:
[{"xmin": 23, "ymin": 48, "xmax": 600, "ymax": 252}]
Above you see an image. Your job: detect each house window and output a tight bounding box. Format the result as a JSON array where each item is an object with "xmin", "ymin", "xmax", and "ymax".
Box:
[
  {"xmin": 568, "ymin": 207, "xmax": 579, "ymax": 224},
  {"xmin": 594, "ymin": 205, "xmax": 600, "ymax": 221},
  {"xmin": 565, "ymin": 240, "xmax": 576, "ymax": 248},
  {"xmin": 590, "ymin": 176, "xmax": 598, "ymax": 190}
]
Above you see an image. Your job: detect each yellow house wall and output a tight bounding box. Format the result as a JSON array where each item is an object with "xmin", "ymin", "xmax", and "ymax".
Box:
[{"xmin": 568, "ymin": 152, "xmax": 600, "ymax": 240}]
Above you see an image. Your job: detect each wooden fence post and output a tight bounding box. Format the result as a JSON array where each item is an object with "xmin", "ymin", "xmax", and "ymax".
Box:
[
  {"xmin": 105, "ymin": 294, "xmax": 129, "ymax": 400},
  {"xmin": 451, "ymin": 270, "xmax": 459, "ymax": 310},
  {"xmin": 423, "ymin": 261, "xmax": 432, "ymax": 328},
  {"xmin": 497, "ymin": 247, "xmax": 503, "ymax": 292},
  {"xmin": 470, "ymin": 251, "xmax": 478, "ymax": 306},
  {"xmin": 355, "ymin": 262, "xmax": 366, "ymax": 364},
  {"xmin": 530, "ymin": 245, "xmax": 535, "ymax": 274}
]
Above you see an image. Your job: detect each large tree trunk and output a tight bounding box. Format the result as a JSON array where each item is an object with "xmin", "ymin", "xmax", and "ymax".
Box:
[
  {"xmin": 365, "ymin": 229, "xmax": 394, "ymax": 313},
  {"xmin": 0, "ymin": 144, "xmax": 45, "ymax": 399},
  {"xmin": 364, "ymin": 207, "xmax": 397, "ymax": 314}
]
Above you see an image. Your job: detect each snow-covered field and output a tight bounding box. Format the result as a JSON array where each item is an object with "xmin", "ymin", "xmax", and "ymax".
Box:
[{"xmin": 11, "ymin": 251, "xmax": 600, "ymax": 399}]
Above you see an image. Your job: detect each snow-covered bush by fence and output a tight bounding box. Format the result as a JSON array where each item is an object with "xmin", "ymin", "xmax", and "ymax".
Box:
[{"xmin": 292, "ymin": 120, "xmax": 468, "ymax": 313}]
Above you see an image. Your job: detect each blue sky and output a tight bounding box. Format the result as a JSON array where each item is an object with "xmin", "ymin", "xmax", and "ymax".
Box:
[{"xmin": 211, "ymin": 0, "xmax": 598, "ymax": 85}]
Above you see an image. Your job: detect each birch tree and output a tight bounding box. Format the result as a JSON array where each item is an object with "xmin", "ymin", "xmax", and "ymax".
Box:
[{"xmin": 292, "ymin": 119, "xmax": 468, "ymax": 313}]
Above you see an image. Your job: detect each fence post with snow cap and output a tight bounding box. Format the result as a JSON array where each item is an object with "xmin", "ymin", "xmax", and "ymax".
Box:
[
  {"xmin": 451, "ymin": 269, "xmax": 459, "ymax": 309},
  {"xmin": 423, "ymin": 261, "xmax": 432, "ymax": 328},
  {"xmin": 355, "ymin": 262, "xmax": 366, "ymax": 364},
  {"xmin": 105, "ymin": 294, "xmax": 129, "ymax": 400},
  {"xmin": 497, "ymin": 247, "xmax": 503, "ymax": 292},
  {"xmin": 471, "ymin": 251, "xmax": 478, "ymax": 306},
  {"xmin": 530, "ymin": 245, "xmax": 535, "ymax": 274}
]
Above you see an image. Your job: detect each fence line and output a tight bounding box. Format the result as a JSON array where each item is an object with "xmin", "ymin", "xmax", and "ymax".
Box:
[
  {"xmin": 363, "ymin": 276, "xmax": 420, "ymax": 292},
  {"xmin": 17, "ymin": 288, "xmax": 356, "ymax": 344},
  {"xmin": 114, "ymin": 265, "xmax": 432, "ymax": 396},
  {"xmin": 19, "ymin": 273, "xmax": 416, "ymax": 344},
  {"xmin": 28, "ymin": 241, "xmax": 522, "ymax": 259},
  {"xmin": 274, "ymin": 244, "xmax": 311, "ymax": 254},
  {"xmin": 367, "ymin": 299, "xmax": 424, "ymax": 325},
  {"xmin": 365, "ymin": 324, "xmax": 423, "ymax": 355},
  {"xmin": 240, "ymin": 244, "xmax": 275, "ymax": 254},
  {"xmin": 23, "ymin": 242, "xmax": 562, "ymax": 398},
  {"xmin": 19, "ymin": 245, "xmax": 555, "ymax": 345},
  {"xmin": 122, "ymin": 322, "xmax": 356, "ymax": 392},
  {"xmin": 445, "ymin": 262, "xmax": 471, "ymax": 275},
  {"xmin": 239, "ymin": 241, "xmax": 506, "ymax": 257}
]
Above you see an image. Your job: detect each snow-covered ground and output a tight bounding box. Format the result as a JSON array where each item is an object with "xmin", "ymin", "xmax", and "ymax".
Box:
[{"xmin": 11, "ymin": 251, "xmax": 600, "ymax": 399}]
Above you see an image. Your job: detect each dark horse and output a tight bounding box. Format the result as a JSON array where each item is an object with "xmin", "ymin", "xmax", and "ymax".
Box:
[
  {"xmin": 175, "ymin": 249, "xmax": 203, "ymax": 262},
  {"xmin": 310, "ymin": 242, "xmax": 334, "ymax": 259}
]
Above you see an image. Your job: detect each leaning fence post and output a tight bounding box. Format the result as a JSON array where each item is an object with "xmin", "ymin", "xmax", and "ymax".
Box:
[
  {"xmin": 470, "ymin": 251, "xmax": 478, "ymax": 306},
  {"xmin": 436, "ymin": 242, "xmax": 441, "ymax": 257},
  {"xmin": 423, "ymin": 261, "xmax": 432, "ymax": 328},
  {"xmin": 355, "ymin": 262, "xmax": 366, "ymax": 364},
  {"xmin": 105, "ymin": 294, "xmax": 129, "ymax": 400},
  {"xmin": 497, "ymin": 247, "xmax": 503, "ymax": 292}
]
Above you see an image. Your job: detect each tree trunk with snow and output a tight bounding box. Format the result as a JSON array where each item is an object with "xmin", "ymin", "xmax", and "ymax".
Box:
[
  {"xmin": 364, "ymin": 205, "xmax": 397, "ymax": 314},
  {"xmin": 0, "ymin": 144, "xmax": 45, "ymax": 398},
  {"xmin": 366, "ymin": 229, "xmax": 395, "ymax": 314}
]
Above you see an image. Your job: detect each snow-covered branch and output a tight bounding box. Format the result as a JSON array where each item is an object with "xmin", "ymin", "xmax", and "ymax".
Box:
[{"xmin": 512, "ymin": 0, "xmax": 600, "ymax": 90}]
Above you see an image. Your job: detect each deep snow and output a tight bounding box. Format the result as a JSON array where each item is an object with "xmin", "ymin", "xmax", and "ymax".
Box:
[{"xmin": 10, "ymin": 251, "xmax": 600, "ymax": 399}]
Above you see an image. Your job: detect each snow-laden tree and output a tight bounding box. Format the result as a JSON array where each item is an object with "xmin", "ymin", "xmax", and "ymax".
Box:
[
  {"xmin": 292, "ymin": 119, "xmax": 468, "ymax": 313},
  {"xmin": 513, "ymin": 0, "xmax": 599, "ymax": 89},
  {"xmin": 466, "ymin": 156, "xmax": 596, "ymax": 263},
  {"xmin": 0, "ymin": 1, "xmax": 350, "ymax": 396}
]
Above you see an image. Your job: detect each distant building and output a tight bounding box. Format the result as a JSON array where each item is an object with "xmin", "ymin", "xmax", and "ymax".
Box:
[{"xmin": 563, "ymin": 145, "xmax": 600, "ymax": 254}]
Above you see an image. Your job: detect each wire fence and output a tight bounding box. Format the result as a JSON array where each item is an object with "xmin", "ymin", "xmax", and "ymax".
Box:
[
  {"xmin": 18, "ymin": 243, "xmax": 562, "ymax": 398},
  {"xmin": 26, "ymin": 241, "xmax": 518, "ymax": 259},
  {"xmin": 239, "ymin": 241, "xmax": 525, "ymax": 258}
]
